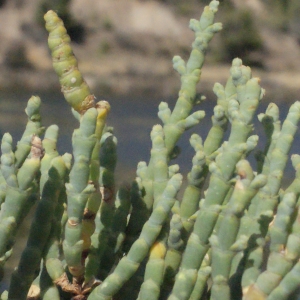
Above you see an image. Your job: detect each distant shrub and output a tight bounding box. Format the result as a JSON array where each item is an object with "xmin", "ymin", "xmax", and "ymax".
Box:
[
  {"xmin": 0, "ymin": 0, "xmax": 5, "ymax": 8},
  {"xmin": 98, "ymin": 40, "xmax": 111, "ymax": 56},
  {"xmin": 263, "ymin": 0, "xmax": 300, "ymax": 35},
  {"xmin": 4, "ymin": 42, "xmax": 32, "ymax": 69},
  {"xmin": 286, "ymin": 0, "xmax": 300, "ymax": 42},
  {"xmin": 102, "ymin": 16, "xmax": 114, "ymax": 31},
  {"xmin": 219, "ymin": 8, "xmax": 264, "ymax": 67}
]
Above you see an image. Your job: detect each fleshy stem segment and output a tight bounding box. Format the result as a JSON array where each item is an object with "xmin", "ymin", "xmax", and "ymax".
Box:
[{"xmin": 44, "ymin": 10, "xmax": 95, "ymax": 114}]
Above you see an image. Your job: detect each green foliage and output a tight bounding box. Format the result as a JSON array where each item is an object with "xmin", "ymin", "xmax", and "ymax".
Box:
[{"xmin": 1, "ymin": 1, "xmax": 300, "ymax": 300}]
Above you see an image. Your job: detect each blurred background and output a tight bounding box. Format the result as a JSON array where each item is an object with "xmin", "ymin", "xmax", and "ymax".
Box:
[
  {"xmin": 0, "ymin": 0, "xmax": 300, "ymax": 201},
  {"xmin": 0, "ymin": 0, "xmax": 300, "ymax": 293},
  {"xmin": 0, "ymin": 0, "xmax": 299, "ymax": 95},
  {"xmin": 0, "ymin": 0, "xmax": 299, "ymax": 180}
]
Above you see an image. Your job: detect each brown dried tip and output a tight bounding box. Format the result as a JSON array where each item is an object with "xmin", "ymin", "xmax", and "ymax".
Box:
[
  {"xmin": 80, "ymin": 94, "xmax": 96, "ymax": 115},
  {"xmin": 83, "ymin": 208, "xmax": 96, "ymax": 220},
  {"xmin": 54, "ymin": 272, "xmax": 80, "ymax": 294},
  {"xmin": 68, "ymin": 218, "xmax": 79, "ymax": 226},
  {"xmin": 31, "ymin": 135, "xmax": 44, "ymax": 159},
  {"xmin": 100, "ymin": 186, "xmax": 114, "ymax": 204},
  {"xmin": 82, "ymin": 276, "xmax": 101, "ymax": 295},
  {"xmin": 27, "ymin": 284, "xmax": 40, "ymax": 300},
  {"xmin": 96, "ymin": 100, "xmax": 111, "ymax": 112}
]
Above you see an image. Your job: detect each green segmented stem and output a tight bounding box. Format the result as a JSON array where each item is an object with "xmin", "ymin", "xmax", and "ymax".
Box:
[
  {"xmin": 44, "ymin": 10, "xmax": 95, "ymax": 114},
  {"xmin": 83, "ymin": 102, "xmax": 111, "ymax": 282},
  {"xmin": 41, "ymin": 153, "xmax": 71, "ymax": 296},
  {"xmin": 88, "ymin": 174, "xmax": 182, "ymax": 299},
  {"xmin": 85, "ymin": 132, "xmax": 118, "ymax": 282},
  {"xmin": 40, "ymin": 262, "xmax": 61, "ymax": 300},
  {"xmin": 125, "ymin": 3, "xmax": 222, "ymax": 285},
  {"xmin": 40, "ymin": 125, "xmax": 59, "ymax": 193},
  {"xmin": 123, "ymin": 176, "xmax": 149, "ymax": 253},
  {"xmin": 203, "ymin": 74, "xmax": 238, "ymax": 156},
  {"xmin": 63, "ymin": 108, "xmax": 97, "ymax": 279},
  {"xmin": 160, "ymin": 134, "xmax": 206, "ymax": 294},
  {"xmin": 124, "ymin": 3, "xmax": 221, "ymax": 280},
  {"xmin": 230, "ymin": 103, "xmax": 280, "ymax": 275},
  {"xmin": 151, "ymin": 125, "xmax": 169, "ymax": 206},
  {"xmin": 3, "ymin": 2, "xmax": 299, "ymax": 299},
  {"xmin": 124, "ymin": 126, "xmax": 166, "ymax": 252},
  {"xmin": 8, "ymin": 157, "xmax": 68, "ymax": 300},
  {"xmin": 15, "ymin": 95, "xmax": 44, "ymax": 168},
  {"xmin": 189, "ymin": 266, "xmax": 211, "ymax": 300},
  {"xmin": 98, "ymin": 133, "xmax": 117, "ymax": 199},
  {"xmin": 125, "ymin": 123, "xmax": 172, "ymax": 251},
  {"xmin": 111, "ymin": 186, "xmax": 131, "ymax": 253},
  {"xmin": 158, "ymin": 0, "xmax": 221, "ymax": 155},
  {"xmin": 209, "ymin": 160, "xmax": 266, "ymax": 300},
  {"xmin": 243, "ymin": 193, "xmax": 297, "ymax": 299},
  {"xmin": 0, "ymin": 135, "xmax": 42, "ymax": 277},
  {"xmin": 285, "ymin": 154, "xmax": 300, "ymax": 195},
  {"xmin": 128, "ymin": 160, "xmax": 156, "ymax": 249},
  {"xmin": 203, "ymin": 104, "xmax": 227, "ymax": 156},
  {"xmin": 98, "ymin": 185, "xmax": 131, "ymax": 278},
  {"xmin": 137, "ymin": 238, "xmax": 167, "ymax": 300},
  {"xmin": 89, "ymin": 100, "xmax": 110, "ymax": 185},
  {"xmin": 138, "ymin": 124, "xmax": 172, "ymax": 299},
  {"xmin": 136, "ymin": 161, "xmax": 154, "ymax": 211},
  {"xmin": 161, "ymin": 214, "xmax": 184, "ymax": 297},
  {"xmin": 267, "ymin": 261, "xmax": 300, "ymax": 300},
  {"xmin": 180, "ymin": 134, "xmax": 206, "ymax": 234},
  {"xmin": 256, "ymin": 103, "xmax": 280, "ymax": 174},
  {"xmin": 169, "ymin": 58, "xmax": 263, "ymax": 300},
  {"xmin": 237, "ymin": 101, "xmax": 300, "ymax": 289}
]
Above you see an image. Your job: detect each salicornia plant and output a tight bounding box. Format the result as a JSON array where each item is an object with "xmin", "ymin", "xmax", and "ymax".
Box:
[{"xmin": 0, "ymin": 1, "xmax": 299, "ymax": 299}]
